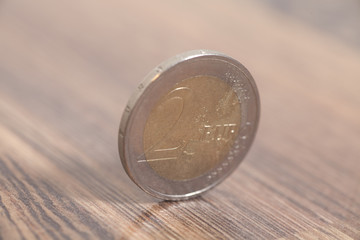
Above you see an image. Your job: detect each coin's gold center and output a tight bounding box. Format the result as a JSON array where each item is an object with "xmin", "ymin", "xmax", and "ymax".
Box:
[{"xmin": 143, "ymin": 76, "xmax": 241, "ymax": 181}]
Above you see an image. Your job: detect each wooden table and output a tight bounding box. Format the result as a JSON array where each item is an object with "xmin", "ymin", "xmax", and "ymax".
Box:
[{"xmin": 1, "ymin": 1, "xmax": 359, "ymax": 239}]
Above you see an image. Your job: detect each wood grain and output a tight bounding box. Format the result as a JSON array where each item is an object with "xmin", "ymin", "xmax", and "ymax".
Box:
[{"xmin": 0, "ymin": 0, "xmax": 359, "ymax": 239}]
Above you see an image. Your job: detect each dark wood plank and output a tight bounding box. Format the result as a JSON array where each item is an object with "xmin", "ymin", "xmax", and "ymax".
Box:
[{"xmin": 0, "ymin": 0, "xmax": 359, "ymax": 239}]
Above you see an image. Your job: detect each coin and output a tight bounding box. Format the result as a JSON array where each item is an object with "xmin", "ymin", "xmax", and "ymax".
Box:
[{"xmin": 118, "ymin": 50, "xmax": 260, "ymax": 200}]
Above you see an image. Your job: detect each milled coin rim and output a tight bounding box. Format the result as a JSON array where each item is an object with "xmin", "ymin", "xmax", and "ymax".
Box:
[{"xmin": 118, "ymin": 50, "xmax": 260, "ymax": 200}]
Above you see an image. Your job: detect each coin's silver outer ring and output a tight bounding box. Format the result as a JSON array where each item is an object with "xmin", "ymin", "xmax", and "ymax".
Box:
[{"xmin": 118, "ymin": 50, "xmax": 260, "ymax": 200}]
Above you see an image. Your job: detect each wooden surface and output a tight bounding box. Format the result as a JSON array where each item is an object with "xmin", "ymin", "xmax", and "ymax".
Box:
[{"xmin": 1, "ymin": 1, "xmax": 360, "ymax": 239}]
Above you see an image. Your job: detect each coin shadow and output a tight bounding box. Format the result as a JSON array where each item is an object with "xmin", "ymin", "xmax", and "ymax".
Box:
[
  {"xmin": 34, "ymin": 150, "xmax": 160, "ymax": 205},
  {"xmin": 73, "ymin": 158, "xmax": 161, "ymax": 204},
  {"xmin": 123, "ymin": 196, "xmax": 204, "ymax": 232}
]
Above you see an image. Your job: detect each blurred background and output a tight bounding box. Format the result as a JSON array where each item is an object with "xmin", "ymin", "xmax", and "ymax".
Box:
[
  {"xmin": 0, "ymin": 0, "xmax": 359, "ymax": 239},
  {"xmin": 1, "ymin": 0, "xmax": 359, "ymax": 151},
  {"xmin": 255, "ymin": 0, "xmax": 360, "ymax": 48}
]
